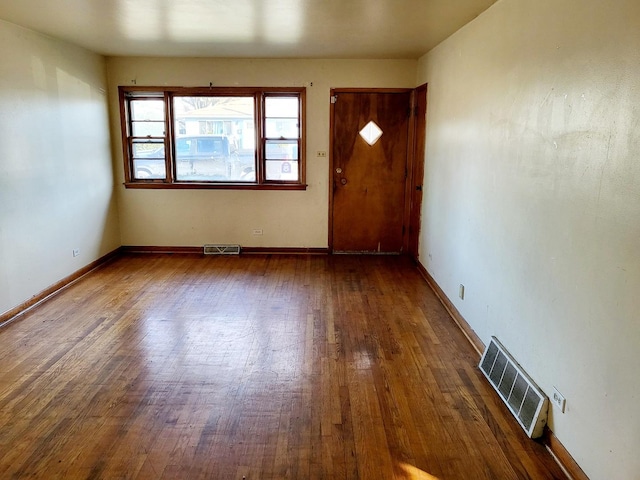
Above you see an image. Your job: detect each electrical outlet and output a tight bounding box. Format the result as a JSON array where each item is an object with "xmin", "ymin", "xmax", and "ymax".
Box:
[
  {"xmin": 552, "ymin": 387, "xmax": 566, "ymax": 413},
  {"xmin": 252, "ymin": 229, "xmax": 263, "ymax": 236},
  {"xmin": 72, "ymin": 249, "xmax": 80, "ymax": 257},
  {"xmin": 459, "ymin": 284, "xmax": 465, "ymax": 300},
  {"xmin": 316, "ymin": 151, "xmax": 327, "ymax": 157}
]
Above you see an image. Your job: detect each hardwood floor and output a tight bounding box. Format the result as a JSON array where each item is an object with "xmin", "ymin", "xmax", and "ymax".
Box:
[{"xmin": 0, "ymin": 254, "xmax": 567, "ymax": 479}]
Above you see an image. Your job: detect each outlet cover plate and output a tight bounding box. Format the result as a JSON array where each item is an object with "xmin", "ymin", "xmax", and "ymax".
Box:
[{"xmin": 552, "ymin": 387, "xmax": 566, "ymax": 413}]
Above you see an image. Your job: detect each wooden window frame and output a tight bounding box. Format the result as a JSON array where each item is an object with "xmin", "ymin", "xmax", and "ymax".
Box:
[{"xmin": 119, "ymin": 86, "xmax": 306, "ymax": 190}]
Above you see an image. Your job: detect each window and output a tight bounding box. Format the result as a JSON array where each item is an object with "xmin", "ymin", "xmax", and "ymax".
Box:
[
  {"xmin": 264, "ymin": 96, "xmax": 300, "ymax": 181},
  {"xmin": 119, "ymin": 86, "xmax": 306, "ymax": 189}
]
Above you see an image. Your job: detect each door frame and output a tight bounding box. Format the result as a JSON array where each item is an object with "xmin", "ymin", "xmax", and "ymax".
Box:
[
  {"xmin": 328, "ymin": 87, "xmax": 423, "ymax": 254},
  {"xmin": 408, "ymin": 83, "xmax": 427, "ymax": 260}
]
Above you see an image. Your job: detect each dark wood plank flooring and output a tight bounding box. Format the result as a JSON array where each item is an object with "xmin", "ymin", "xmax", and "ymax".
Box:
[{"xmin": 0, "ymin": 254, "xmax": 566, "ymax": 479}]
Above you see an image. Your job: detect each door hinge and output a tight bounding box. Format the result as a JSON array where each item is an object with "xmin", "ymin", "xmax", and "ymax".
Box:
[{"xmin": 331, "ymin": 95, "xmax": 338, "ymax": 104}]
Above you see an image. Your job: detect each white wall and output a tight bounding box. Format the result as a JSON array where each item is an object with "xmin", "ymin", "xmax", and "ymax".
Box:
[
  {"xmin": 106, "ymin": 58, "xmax": 417, "ymax": 248},
  {"xmin": 0, "ymin": 20, "xmax": 120, "ymax": 316},
  {"xmin": 417, "ymin": 0, "xmax": 640, "ymax": 478}
]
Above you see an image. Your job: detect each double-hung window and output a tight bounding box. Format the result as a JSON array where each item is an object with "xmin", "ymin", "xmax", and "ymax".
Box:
[{"xmin": 119, "ymin": 86, "xmax": 306, "ymax": 189}]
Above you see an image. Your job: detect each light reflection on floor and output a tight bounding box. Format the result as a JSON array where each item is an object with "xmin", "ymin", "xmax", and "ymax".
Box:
[{"xmin": 397, "ymin": 461, "xmax": 440, "ymax": 480}]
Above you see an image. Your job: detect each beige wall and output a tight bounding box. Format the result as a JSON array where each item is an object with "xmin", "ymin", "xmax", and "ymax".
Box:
[
  {"xmin": 417, "ymin": 0, "xmax": 640, "ymax": 478},
  {"xmin": 106, "ymin": 58, "xmax": 417, "ymax": 248},
  {"xmin": 0, "ymin": 20, "xmax": 120, "ymax": 317}
]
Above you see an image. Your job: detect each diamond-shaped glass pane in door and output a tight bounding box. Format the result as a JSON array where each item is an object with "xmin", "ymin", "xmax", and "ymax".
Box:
[{"xmin": 359, "ymin": 121, "xmax": 383, "ymax": 146}]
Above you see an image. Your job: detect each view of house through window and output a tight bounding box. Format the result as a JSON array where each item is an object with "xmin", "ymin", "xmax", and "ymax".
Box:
[
  {"xmin": 120, "ymin": 87, "xmax": 305, "ymax": 188},
  {"xmin": 173, "ymin": 96, "xmax": 256, "ymax": 182}
]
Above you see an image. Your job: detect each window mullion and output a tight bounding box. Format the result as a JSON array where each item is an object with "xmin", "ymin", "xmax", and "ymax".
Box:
[
  {"xmin": 255, "ymin": 92, "xmax": 266, "ymax": 184},
  {"xmin": 164, "ymin": 92, "xmax": 173, "ymax": 182},
  {"xmin": 123, "ymin": 96, "xmax": 137, "ymax": 183}
]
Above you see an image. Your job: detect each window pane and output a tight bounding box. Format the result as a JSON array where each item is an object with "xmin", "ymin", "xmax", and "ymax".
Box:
[
  {"xmin": 173, "ymin": 96, "xmax": 255, "ymax": 183},
  {"xmin": 266, "ymin": 160, "xmax": 299, "ymax": 181},
  {"xmin": 265, "ymin": 140, "xmax": 298, "ymax": 160},
  {"xmin": 131, "ymin": 100, "xmax": 165, "ymax": 121},
  {"xmin": 132, "ymin": 121, "xmax": 165, "ymax": 137},
  {"xmin": 265, "ymin": 97, "xmax": 298, "ymax": 118},
  {"xmin": 133, "ymin": 159, "xmax": 166, "ymax": 179},
  {"xmin": 132, "ymin": 141, "xmax": 165, "ymax": 159},
  {"xmin": 265, "ymin": 118, "xmax": 299, "ymax": 138},
  {"xmin": 265, "ymin": 97, "xmax": 300, "ymax": 182}
]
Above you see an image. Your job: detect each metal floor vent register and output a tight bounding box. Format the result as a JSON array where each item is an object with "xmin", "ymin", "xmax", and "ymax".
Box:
[
  {"xmin": 479, "ymin": 337, "xmax": 548, "ymax": 438},
  {"xmin": 203, "ymin": 244, "xmax": 241, "ymax": 255}
]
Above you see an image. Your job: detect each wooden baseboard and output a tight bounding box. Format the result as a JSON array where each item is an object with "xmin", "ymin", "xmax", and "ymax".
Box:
[
  {"xmin": 414, "ymin": 259, "xmax": 588, "ymax": 480},
  {"xmin": 0, "ymin": 247, "xmax": 122, "ymax": 328},
  {"xmin": 120, "ymin": 245, "xmax": 203, "ymax": 254},
  {"xmin": 542, "ymin": 428, "xmax": 590, "ymax": 480},
  {"xmin": 242, "ymin": 247, "xmax": 329, "ymax": 255},
  {"xmin": 121, "ymin": 246, "xmax": 330, "ymax": 255},
  {"xmin": 414, "ymin": 260, "xmax": 485, "ymax": 356}
]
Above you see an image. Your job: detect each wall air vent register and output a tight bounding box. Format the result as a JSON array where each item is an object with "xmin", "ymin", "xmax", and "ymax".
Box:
[{"xmin": 479, "ymin": 336, "xmax": 549, "ymax": 438}]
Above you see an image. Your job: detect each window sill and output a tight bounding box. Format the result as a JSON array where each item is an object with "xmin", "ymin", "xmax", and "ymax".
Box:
[{"xmin": 123, "ymin": 182, "xmax": 308, "ymax": 191}]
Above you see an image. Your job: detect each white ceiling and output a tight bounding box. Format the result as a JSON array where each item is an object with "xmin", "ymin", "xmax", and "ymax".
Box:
[{"xmin": 0, "ymin": 0, "xmax": 497, "ymax": 59}]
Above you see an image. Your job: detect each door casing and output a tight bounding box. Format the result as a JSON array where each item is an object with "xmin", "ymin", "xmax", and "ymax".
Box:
[{"xmin": 408, "ymin": 84, "xmax": 427, "ymax": 259}]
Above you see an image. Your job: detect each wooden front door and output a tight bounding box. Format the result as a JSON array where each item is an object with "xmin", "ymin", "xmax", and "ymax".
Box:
[{"xmin": 330, "ymin": 90, "xmax": 411, "ymax": 253}]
